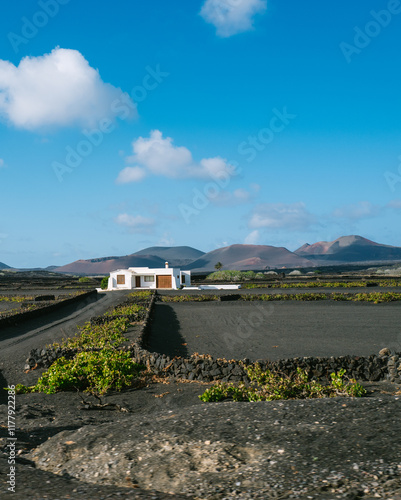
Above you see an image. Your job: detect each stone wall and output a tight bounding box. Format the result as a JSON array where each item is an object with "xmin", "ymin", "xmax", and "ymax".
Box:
[
  {"xmin": 129, "ymin": 342, "xmax": 400, "ymax": 385},
  {"xmin": 0, "ymin": 290, "xmax": 97, "ymax": 329},
  {"xmin": 24, "ymin": 291, "xmax": 401, "ymax": 385}
]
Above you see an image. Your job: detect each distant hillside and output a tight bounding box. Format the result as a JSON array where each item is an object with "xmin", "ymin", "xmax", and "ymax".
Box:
[
  {"xmin": 295, "ymin": 235, "xmax": 401, "ymax": 263},
  {"xmin": 0, "ymin": 262, "xmax": 11, "ymax": 270},
  {"xmin": 55, "ymin": 255, "xmax": 167, "ymax": 274},
  {"xmin": 134, "ymin": 246, "xmax": 205, "ymax": 267},
  {"xmin": 55, "ymin": 246, "xmax": 205, "ymax": 275},
  {"xmin": 185, "ymin": 244, "xmax": 313, "ymax": 272}
]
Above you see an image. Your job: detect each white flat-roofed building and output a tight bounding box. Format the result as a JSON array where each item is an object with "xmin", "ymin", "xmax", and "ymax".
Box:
[{"xmin": 108, "ymin": 262, "xmax": 191, "ymax": 290}]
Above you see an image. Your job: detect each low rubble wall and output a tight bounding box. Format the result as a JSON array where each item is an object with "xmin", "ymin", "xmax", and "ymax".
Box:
[
  {"xmin": 131, "ymin": 330, "xmax": 401, "ymax": 385},
  {"xmin": 0, "ymin": 290, "xmax": 97, "ymax": 329},
  {"xmin": 24, "ymin": 291, "xmax": 401, "ymax": 385}
]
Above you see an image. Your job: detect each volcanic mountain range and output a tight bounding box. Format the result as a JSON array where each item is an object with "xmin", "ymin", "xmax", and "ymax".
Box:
[
  {"xmin": 2, "ymin": 236, "xmax": 401, "ymax": 274},
  {"xmin": 43, "ymin": 235, "xmax": 401, "ymax": 274},
  {"xmin": 52, "ymin": 246, "xmax": 204, "ymax": 275}
]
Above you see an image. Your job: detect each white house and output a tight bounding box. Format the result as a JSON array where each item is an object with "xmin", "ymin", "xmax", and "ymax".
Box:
[{"xmin": 108, "ymin": 262, "xmax": 191, "ymax": 290}]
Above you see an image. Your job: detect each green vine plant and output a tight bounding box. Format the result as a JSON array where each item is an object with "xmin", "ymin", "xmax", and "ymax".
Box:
[
  {"xmin": 100, "ymin": 276, "xmax": 109, "ymax": 289},
  {"xmin": 161, "ymin": 291, "xmax": 401, "ymax": 303},
  {"xmin": 161, "ymin": 294, "xmax": 219, "ymax": 302},
  {"xmin": 15, "ymin": 293, "xmax": 153, "ymax": 396},
  {"xmin": 199, "ymin": 365, "xmax": 366, "ymax": 402},
  {"xmin": 128, "ymin": 290, "xmax": 153, "ymax": 300},
  {"xmin": 0, "ymin": 295, "xmax": 35, "ymax": 302},
  {"xmin": 16, "ymin": 350, "xmax": 144, "ymax": 395},
  {"xmin": 245, "ymin": 280, "xmax": 401, "ymax": 289},
  {"xmin": 53, "ymin": 317, "xmax": 130, "ymax": 351},
  {"xmin": 243, "ymin": 291, "xmax": 401, "ymax": 303},
  {"xmin": 206, "ymin": 270, "xmax": 266, "ymax": 281},
  {"xmin": 104, "ymin": 303, "xmax": 146, "ymax": 317}
]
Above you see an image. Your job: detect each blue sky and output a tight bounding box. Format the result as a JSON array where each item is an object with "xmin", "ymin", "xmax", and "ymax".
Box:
[{"xmin": 1, "ymin": 0, "xmax": 401, "ymax": 268}]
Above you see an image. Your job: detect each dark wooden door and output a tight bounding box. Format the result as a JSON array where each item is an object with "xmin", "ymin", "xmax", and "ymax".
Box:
[{"xmin": 135, "ymin": 276, "xmax": 141, "ymax": 288}]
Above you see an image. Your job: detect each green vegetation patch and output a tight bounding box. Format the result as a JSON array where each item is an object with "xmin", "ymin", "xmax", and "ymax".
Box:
[
  {"xmin": 0, "ymin": 293, "xmax": 82, "ymax": 317},
  {"xmin": 160, "ymin": 291, "xmax": 401, "ymax": 303},
  {"xmin": 100, "ymin": 276, "xmax": 109, "ymax": 289},
  {"xmin": 55, "ymin": 317, "xmax": 130, "ymax": 351},
  {"xmin": 351, "ymin": 291, "xmax": 401, "ymax": 303},
  {"xmin": 161, "ymin": 294, "xmax": 219, "ymax": 302},
  {"xmin": 0, "ymin": 295, "xmax": 35, "ymax": 302},
  {"xmin": 104, "ymin": 303, "xmax": 146, "ymax": 317},
  {"xmin": 78, "ymin": 277, "xmax": 92, "ymax": 283},
  {"xmin": 15, "ymin": 293, "xmax": 154, "ymax": 395},
  {"xmin": 242, "ymin": 291, "xmax": 401, "ymax": 303},
  {"xmin": 199, "ymin": 365, "xmax": 366, "ymax": 402},
  {"xmin": 242, "ymin": 292, "xmax": 331, "ymax": 301},
  {"xmin": 128, "ymin": 290, "xmax": 153, "ymax": 300},
  {"xmin": 16, "ymin": 350, "xmax": 143, "ymax": 395},
  {"xmin": 245, "ymin": 280, "xmax": 401, "ymax": 289},
  {"xmin": 206, "ymin": 270, "xmax": 265, "ymax": 281}
]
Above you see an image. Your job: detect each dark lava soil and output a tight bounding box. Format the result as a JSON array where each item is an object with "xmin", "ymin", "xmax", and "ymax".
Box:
[
  {"xmin": 0, "ymin": 380, "xmax": 400, "ymax": 500},
  {"xmin": 0, "ymin": 286, "xmax": 400, "ymax": 499}
]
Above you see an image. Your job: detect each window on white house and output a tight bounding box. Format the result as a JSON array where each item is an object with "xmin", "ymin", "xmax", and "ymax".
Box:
[
  {"xmin": 144, "ymin": 276, "xmax": 154, "ymax": 282},
  {"xmin": 117, "ymin": 275, "xmax": 125, "ymax": 285}
]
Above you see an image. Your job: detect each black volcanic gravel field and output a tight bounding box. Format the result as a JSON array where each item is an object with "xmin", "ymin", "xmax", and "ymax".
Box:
[
  {"xmin": 0, "ymin": 288, "xmax": 401, "ymax": 499},
  {"xmin": 148, "ymin": 300, "xmax": 401, "ymax": 360}
]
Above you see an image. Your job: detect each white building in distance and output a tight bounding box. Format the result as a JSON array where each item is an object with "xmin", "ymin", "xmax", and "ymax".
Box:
[{"xmin": 108, "ymin": 262, "xmax": 191, "ymax": 290}]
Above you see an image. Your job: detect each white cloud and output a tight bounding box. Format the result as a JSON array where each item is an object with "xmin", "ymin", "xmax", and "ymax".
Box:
[
  {"xmin": 249, "ymin": 202, "xmax": 316, "ymax": 230},
  {"xmin": 244, "ymin": 230, "xmax": 259, "ymax": 245},
  {"xmin": 198, "ymin": 157, "xmax": 233, "ymax": 178},
  {"xmin": 233, "ymin": 188, "xmax": 252, "ymax": 201},
  {"xmin": 157, "ymin": 233, "xmax": 175, "ymax": 246},
  {"xmin": 0, "ymin": 158, "xmax": 5, "ymax": 168},
  {"xmin": 332, "ymin": 201, "xmax": 381, "ymax": 220},
  {"xmin": 387, "ymin": 199, "xmax": 401, "ymax": 210},
  {"xmin": 200, "ymin": 0, "xmax": 267, "ymax": 37},
  {"xmin": 116, "ymin": 166, "xmax": 147, "ymax": 184},
  {"xmin": 127, "ymin": 130, "xmax": 192, "ymax": 177},
  {"xmin": 115, "ymin": 213, "xmax": 155, "ymax": 232},
  {"xmin": 211, "ymin": 184, "xmax": 259, "ymax": 206},
  {"xmin": 0, "ymin": 47, "xmax": 136, "ymax": 130},
  {"xmin": 117, "ymin": 130, "xmax": 235, "ymax": 182}
]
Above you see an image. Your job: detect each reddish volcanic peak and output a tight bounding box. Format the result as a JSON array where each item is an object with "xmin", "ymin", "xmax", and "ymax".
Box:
[
  {"xmin": 294, "ymin": 235, "xmax": 401, "ymax": 263},
  {"xmin": 331, "ymin": 235, "xmax": 379, "ymax": 248},
  {"xmin": 295, "ymin": 242, "xmax": 331, "ymax": 255},
  {"xmin": 295, "ymin": 235, "xmax": 380, "ymax": 255},
  {"xmin": 186, "ymin": 244, "xmax": 313, "ymax": 271}
]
